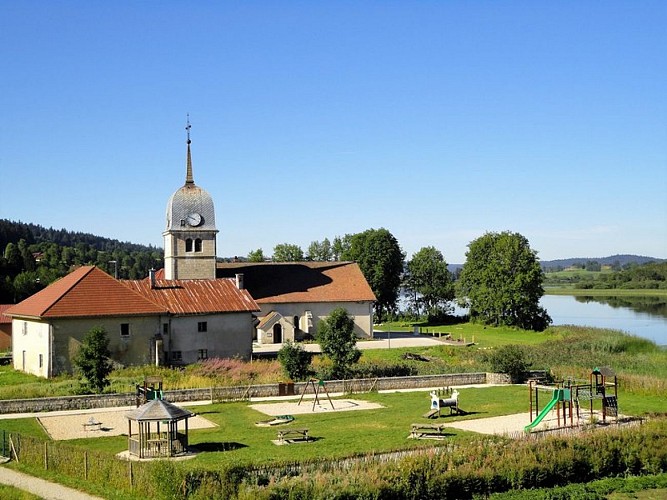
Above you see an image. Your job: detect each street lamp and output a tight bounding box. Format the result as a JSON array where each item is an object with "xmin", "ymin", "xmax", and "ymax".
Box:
[{"xmin": 109, "ymin": 260, "xmax": 118, "ymax": 279}]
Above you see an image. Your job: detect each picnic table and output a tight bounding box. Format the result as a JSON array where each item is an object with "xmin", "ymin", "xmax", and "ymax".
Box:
[
  {"xmin": 277, "ymin": 428, "xmax": 310, "ymax": 444},
  {"xmin": 82, "ymin": 417, "xmax": 102, "ymax": 431},
  {"xmin": 410, "ymin": 422, "xmax": 449, "ymax": 439}
]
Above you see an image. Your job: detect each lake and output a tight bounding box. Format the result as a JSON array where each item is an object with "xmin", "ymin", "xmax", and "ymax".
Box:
[{"xmin": 541, "ymin": 294, "xmax": 667, "ymax": 346}]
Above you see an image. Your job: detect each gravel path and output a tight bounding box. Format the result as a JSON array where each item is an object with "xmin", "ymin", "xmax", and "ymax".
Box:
[
  {"xmin": 250, "ymin": 398, "xmax": 384, "ymax": 416},
  {"xmin": 0, "ymin": 464, "xmax": 104, "ymax": 500}
]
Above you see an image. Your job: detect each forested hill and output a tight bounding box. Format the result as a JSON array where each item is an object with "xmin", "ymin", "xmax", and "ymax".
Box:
[
  {"xmin": 540, "ymin": 254, "xmax": 664, "ymax": 271},
  {"xmin": 0, "ymin": 219, "xmax": 162, "ymax": 303},
  {"xmin": 0, "ymin": 219, "xmax": 159, "ymax": 253}
]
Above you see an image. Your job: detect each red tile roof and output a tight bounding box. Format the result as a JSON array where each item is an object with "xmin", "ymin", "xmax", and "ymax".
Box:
[
  {"xmin": 4, "ymin": 266, "xmax": 167, "ymax": 319},
  {"xmin": 123, "ymin": 278, "xmax": 259, "ymax": 315},
  {"xmin": 0, "ymin": 305, "xmax": 13, "ymax": 324},
  {"xmin": 217, "ymin": 261, "xmax": 376, "ymax": 304}
]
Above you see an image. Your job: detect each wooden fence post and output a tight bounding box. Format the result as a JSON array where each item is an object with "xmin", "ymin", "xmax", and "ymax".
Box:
[
  {"xmin": 44, "ymin": 442, "xmax": 48, "ymax": 470},
  {"xmin": 129, "ymin": 460, "xmax": 133, "ymax": 489},
  {"xmin": 84, "ymin": 451, "xmax": 88, "ymax": 480}
]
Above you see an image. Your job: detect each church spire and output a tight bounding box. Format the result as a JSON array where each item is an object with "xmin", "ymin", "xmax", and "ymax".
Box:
[{"xmin": 185, "ymin": 114, "xmax": 194, "ymax": 185}]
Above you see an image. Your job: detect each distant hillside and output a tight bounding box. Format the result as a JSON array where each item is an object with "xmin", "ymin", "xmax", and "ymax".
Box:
[
  {"xmin": 540, "ymin": 254, "xmax": 665, "ymax": 271},
  {"xmin": 0, "ymin": 219, "xmax": 159, "ymax": 253}
]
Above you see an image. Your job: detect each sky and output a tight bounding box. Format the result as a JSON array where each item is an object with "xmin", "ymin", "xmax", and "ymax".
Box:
[{"xmin": 1, "ymin": 1, "xmax": 666, "ymax": 264}]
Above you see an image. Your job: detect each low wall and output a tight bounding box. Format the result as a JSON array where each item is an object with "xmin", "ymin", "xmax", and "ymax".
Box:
[{"xmin": 0, "ymin": 372, "xmax": 533, "ymax": 415}]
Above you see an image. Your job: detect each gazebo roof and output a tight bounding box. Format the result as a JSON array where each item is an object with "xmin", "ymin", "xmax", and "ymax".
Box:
[{"xmin": 126, "ymin": 399, "xmax": 193, "ymax": 422}]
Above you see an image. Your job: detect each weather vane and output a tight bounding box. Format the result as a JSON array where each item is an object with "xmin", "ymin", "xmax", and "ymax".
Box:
[{"xmin": 186, "ymin": 114, "xmax": 191, "ymax": 144}]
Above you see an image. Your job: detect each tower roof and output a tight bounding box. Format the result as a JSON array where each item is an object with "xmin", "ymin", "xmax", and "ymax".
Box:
[{"xmin": 164, "ymin": 120, "xmax": 217, "ymax": 232}]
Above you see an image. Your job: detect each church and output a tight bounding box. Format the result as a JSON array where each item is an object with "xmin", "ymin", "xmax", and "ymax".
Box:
[{"xmin": 6, "ymin": 125, "xmax": 375, "ymax": 378}]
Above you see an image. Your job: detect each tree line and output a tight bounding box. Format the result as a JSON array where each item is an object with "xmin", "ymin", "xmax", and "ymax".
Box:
[
  {"xmin": 0, "ymin": 219, "xmax": 162, "ymax": 303},
  {"xmin": 250, "ymin": 228, "xmax": 551, "ymax": 331}
]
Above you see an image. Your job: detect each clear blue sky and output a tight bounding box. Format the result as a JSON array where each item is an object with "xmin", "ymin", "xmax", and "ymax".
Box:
[{"xmin": 2, "ymin": 1, "xmax": 665, "ymax": 263}]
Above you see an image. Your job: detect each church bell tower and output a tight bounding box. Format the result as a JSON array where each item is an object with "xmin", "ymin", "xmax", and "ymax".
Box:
[{"xmin": 163, "ymin": 119, "xmax": 218, "ymax": 280}]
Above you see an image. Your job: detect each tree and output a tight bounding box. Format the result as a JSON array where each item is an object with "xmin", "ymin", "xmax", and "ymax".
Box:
[
  {"xmin": 272, "ymin": 243, "xmax": 304, "ymax": 262},
  {"xmin": 247, "ymin": 248, "xmax": 265, "ymax": 262},
  {"xmin": 307, "ymin": 238, "xmax": 333, "ymax": 261},
  {"xmin": 332, "ymin": 234, "xmax": 352, "ymax": 261},
  {"xmin": 317, "ymin": 308, "xmax": 361, "ymax": 379},
  {"xmin": 278, "ymin": 341, "xmax": 312, "ymax": 381},
  {"xmin": 488, "ymin": 345, "xmax": 529, "ymax": 383},
  {"xmin": 73, "ymin": 326, "xmax": 113, "ymax": 393},
  {"xmin": 404, "ymin": 246, "xmax": 454, "ymax": 317},
  {"xmin": 342, "ymin": 228, "xmax": 405, "ymax": 321},
  {"xmin": 458, "ymin": 231, "xmax": 551, "ymax": 331}
]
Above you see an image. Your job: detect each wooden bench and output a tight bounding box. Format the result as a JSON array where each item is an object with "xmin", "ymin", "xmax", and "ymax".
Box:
[
  {"xmin": 410, "ymin": 423, "xmax": 448, "ymax": 439},
  {"xmin": 82, "ymin": 417, "xmax": 102, "ymax": 431},
  {"xmin": 277, "ymin": 428, "xmax": 310, "ymax": 444}
]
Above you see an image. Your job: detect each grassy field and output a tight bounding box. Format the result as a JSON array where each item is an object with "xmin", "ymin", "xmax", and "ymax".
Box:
[{"xmin": 1, "ymin": 324, "xmax": 667, "ymax": 498}]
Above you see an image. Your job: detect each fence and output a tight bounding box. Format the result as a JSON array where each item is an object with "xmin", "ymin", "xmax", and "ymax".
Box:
[{"xmin": 0, "ymin": 371, "xmax": 525, "ymax": 415}]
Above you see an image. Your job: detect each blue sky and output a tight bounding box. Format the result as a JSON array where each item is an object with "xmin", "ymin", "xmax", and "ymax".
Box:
[{"xmin": 1, "ymin": 1, "xmax": 665, "ymax": 263}]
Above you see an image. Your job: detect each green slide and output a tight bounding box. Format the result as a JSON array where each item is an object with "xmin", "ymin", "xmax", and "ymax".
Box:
[{"xmin": 524, "ymin": 390, "xmax": 561, "ymax": 432}]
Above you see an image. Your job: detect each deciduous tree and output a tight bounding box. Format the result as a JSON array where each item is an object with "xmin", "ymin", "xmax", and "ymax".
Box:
[
  {"xmin": 272, "ymin": 243, "xmax": 304, "ymax": 262},
  {"xmin": 247, "ymin": 248, "xmax": 265, "ymax": 262},
  {"xmin": 342, "ymin": 228, "xmax": 405, "ymax": 321},
  {"xmin": 317, "ymin": 308, "xmax": 361, "ymax": 379},
  {"xmin": 278, "ymin": 341, "xmax": 312, "ymax": 381},
  {"xmin": 73, "ymin": 326, "xmax": 113, "ymax": 393},
  {"xmin": 404, "ymin": 246, "xmax": 454, "ymax": 317},
  {"xmin": 458, "ymin": 231, "xmax": 551, "ymax": 331}
]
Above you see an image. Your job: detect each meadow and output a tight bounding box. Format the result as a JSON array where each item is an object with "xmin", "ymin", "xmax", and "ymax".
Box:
[{"xmin": 1, "ymin": 323, "xmax": 666, "ymax": 499}]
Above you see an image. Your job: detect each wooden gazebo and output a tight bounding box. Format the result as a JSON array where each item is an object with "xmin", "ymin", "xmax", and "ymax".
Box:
[{"xmin": 126, "ymin": 399, "xmax": 193, "ymax": 458}]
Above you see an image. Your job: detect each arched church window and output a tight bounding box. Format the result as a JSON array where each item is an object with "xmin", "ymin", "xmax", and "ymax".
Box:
[
  {"xmin": 185, "ymin": 238, "xmax": 193, "ymax": 252},
  {"xmin": 195, "ymin": 239, "xmax": 203, "ymax": 252}
]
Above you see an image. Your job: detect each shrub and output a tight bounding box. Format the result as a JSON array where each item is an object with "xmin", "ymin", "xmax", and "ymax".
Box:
[
  {"xmin": 277, "ymin": 341, "xmax": 312, "ymax": 381},
  {"xmin": 488, "ymin": 345, "xmax": 529, "ymax": 383}
]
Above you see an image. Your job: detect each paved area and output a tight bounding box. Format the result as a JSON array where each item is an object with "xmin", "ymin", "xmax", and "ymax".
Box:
[
  {"xmin": 0, "ymin": 464, "xmax": 104, "ymax": 500},
  {"xmin": 252, "ymin": 330, "xmax": 464, "ymax": 355}
]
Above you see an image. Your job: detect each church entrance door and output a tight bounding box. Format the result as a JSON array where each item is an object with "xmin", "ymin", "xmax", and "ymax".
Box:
[{"xmin": 273, "ymin": 324, "xmax": 282, "ymax": 344}]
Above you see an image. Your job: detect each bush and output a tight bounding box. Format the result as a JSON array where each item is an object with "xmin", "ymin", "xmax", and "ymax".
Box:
[
  {"xmin": 488, "ymin": 345, "xmax": 529, "ymax": 383},
  {"xmin": 277, "ymin": 341, "xmax": 312, "ymax": 381}
]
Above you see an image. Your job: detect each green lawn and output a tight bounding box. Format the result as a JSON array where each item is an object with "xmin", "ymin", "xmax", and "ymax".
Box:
[{"xmin": 4, "ymin": 383, "xmax": 664, "ymax": 470}]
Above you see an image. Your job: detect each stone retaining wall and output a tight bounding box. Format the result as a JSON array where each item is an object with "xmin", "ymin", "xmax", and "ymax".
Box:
[{"xmin": 0, "ymin": 371, "xmax": 542, "ymax": 414}]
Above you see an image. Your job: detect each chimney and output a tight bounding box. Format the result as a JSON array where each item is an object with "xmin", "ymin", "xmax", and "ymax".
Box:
[
  {"xmin": 149, "ymin": 269, "xmax": 156, "ymax": 289},
  {"xmin": 235, "ymin": 273, "xmax": 244, "ymax": 290}
]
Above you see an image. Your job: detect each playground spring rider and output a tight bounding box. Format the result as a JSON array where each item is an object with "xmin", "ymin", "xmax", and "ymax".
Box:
[{"xmin": 426, "ymin": 388, "xmax": 460, "ymax": 418}]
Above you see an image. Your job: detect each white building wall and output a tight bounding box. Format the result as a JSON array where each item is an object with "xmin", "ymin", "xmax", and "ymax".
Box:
[
  {"xmin": 256, "ymin": 301, "xmax": 374, "ymax": 344},
  {"xmin": 12, "ymin": 319, "xmax": 50, "ymax": 378},
  {"xmin": 168, "ymin": 312, "xmax": 253, "ymax": 364}
]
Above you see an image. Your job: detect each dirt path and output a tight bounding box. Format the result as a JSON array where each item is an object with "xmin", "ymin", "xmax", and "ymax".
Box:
[{"xmin": 0, "ymin": 464, "xmax": 104, "ymax": 500}]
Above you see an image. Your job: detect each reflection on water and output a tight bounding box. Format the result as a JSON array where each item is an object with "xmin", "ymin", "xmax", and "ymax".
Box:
[
  {"xmin": 541, "ymin": 295, "xmax": 667, "ymax": 346},
  {"xmin": 574, "ymin": 295, "xmax": 667, "ymax": 319}
]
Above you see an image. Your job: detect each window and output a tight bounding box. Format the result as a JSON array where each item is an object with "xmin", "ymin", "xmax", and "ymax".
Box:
[
  {"xmin": 293, "ymin": 315, "xmax": 300, "ymax": 331},
  {"xmin": 185, "ymin": 238, "xmax": 193, "ymax": 252},
  {"xmin": 198, "ymin": 321, "xmax": 207, "ymax": 332},
  {"xmin": 22, "ymin": 322, "xmax": 28, "ymax": 335},
  {"xmin": 120, "ymin": 323, "xmax": 130, "ymax": 337},
  {"xmin": 39, "ymin": 354, "xmax": 43, "ymax": 368},
  {"xmin": 162, "ymin": 323, "xmax": 169, "ymax": 335},
  {"xmin": 171, "ymin": 351, "xmax": 182, "ymax": 362},
  {"xmin": 194, "ymin": 238, "xmax": 202, "ymax": 252},
  {"xmin": 198, "ymin": 349, "xmax": 208, "ymax": 361}
]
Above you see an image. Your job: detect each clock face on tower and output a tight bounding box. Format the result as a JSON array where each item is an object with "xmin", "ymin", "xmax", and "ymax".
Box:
[{"xmin": 186, "ymin": 212, "xmax": 202, "ymax": 227}]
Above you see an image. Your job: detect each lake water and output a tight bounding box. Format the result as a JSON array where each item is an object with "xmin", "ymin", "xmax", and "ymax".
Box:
[{"xmin": 540, "ymin": 295, "xmax": 667, "ymax": 346}]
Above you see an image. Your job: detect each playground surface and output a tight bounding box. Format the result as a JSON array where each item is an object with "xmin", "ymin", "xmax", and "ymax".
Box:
[
  {"xmin": 36, "ymin": 405, "xmax": 217, "ymax": 441},
  {"xmin": 250, "ymin": 398, "xmax": 384, "ymax": 416}
]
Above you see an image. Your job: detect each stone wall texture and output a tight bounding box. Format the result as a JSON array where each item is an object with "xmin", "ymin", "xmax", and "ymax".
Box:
[{"xmin": 0, "ymin": 371, "xmax": 544, "ymax": 414}]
